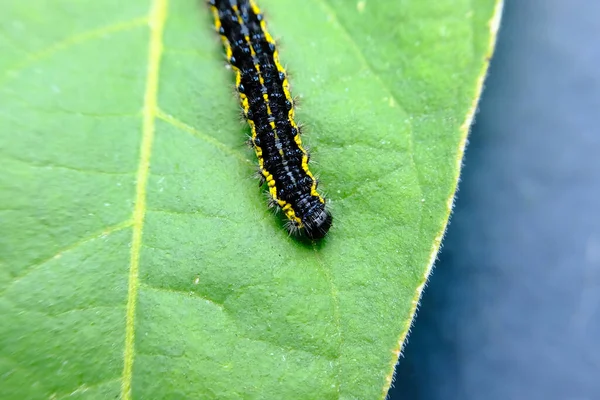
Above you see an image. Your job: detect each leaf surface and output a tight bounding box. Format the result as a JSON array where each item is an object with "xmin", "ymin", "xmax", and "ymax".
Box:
[{"xmin": 0, "ymin": 0, "xmax": 502, "ymax": 398}]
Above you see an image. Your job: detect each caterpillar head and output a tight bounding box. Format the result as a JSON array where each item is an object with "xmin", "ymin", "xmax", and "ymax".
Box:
[{"xmin": 302, "ymin": 206, "xmax": 332, "ymax": 240}]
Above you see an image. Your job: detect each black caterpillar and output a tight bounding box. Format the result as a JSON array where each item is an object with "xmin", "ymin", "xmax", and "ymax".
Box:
[{"xmin": 208, "ymin": 0, "xmax": 332, "ymax": 239}]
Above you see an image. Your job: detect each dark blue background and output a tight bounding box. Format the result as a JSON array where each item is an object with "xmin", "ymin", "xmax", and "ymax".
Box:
[{"xmin": 388, "ymin": 0, "xmax": 600, "ymax": 399}]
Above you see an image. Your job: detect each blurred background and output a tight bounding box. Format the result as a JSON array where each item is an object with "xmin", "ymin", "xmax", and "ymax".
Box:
[{"xmin": 389, "ymin": 0, "xmax": 600, "ymax": 399}]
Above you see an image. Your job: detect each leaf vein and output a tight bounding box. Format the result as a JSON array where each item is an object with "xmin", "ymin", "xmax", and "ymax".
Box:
[
  {"xmin": 313, "ymin": 247, "xmax": 342, "ymax": 399},
  {"xmin": 52, "ymin": 378, "xmax": 121, "ymax": 400},
  {"xmin": 156, "ymin": 108, "xmax": 252, "ymax": 165},
  {"xmin": 315, "ymin": 0, "xmax": 425, "ymax": 209},
  {"xmin": 120, "ymin": 1, "xmax": 168, "ymax": 398},
  {"xmin": 1, "ymin": 151, "xmax": 136, "ymax": 176},
  {"xmin": 1, "ymin": 16, "xmax": 148, "ymax": 86},
  {"xmin": 0, "ymin": 220, "xmax": 133, "ymax": 295},
  {"xmin": 139, "ymin": 282, "xmax": 225, "ymax": 310}
]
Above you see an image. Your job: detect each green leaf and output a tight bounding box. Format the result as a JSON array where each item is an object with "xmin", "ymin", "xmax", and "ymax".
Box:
[{"xmin": 0, "ymin": 0, "xmax": 502, "ymax": 398}]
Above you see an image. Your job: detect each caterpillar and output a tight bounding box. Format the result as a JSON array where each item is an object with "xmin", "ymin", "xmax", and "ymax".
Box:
[{"xmin": 208, "ymin": 0, "xmax": 332, "ymax": 239}]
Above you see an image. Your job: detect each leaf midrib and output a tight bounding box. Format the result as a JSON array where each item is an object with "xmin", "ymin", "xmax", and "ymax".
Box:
[{"xmin": 121, "ymin": 0, "xmax": 168, "ymax": 398}]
